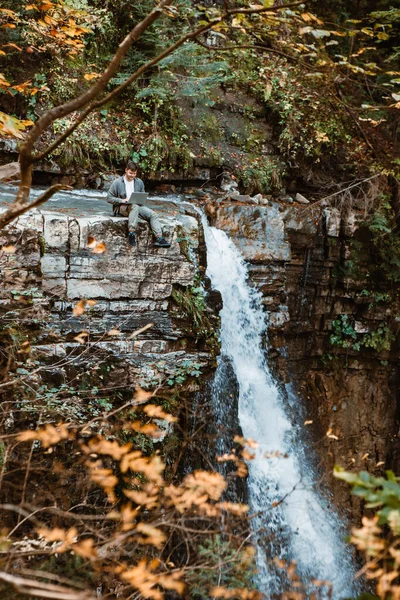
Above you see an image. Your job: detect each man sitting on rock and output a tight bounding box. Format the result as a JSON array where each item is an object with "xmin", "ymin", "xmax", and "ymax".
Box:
[{"xmin": 107, "ymin": 161, "xmax": 171, "ymax": 248}]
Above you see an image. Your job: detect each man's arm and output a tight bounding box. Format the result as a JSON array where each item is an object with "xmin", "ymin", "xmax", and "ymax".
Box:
[
  {"xmin": 134, "ymin": 178, "xmax": 145, "ymax": 192},
  {"xmin": 107, "ymin": 178, "xmax": 125, "ymax": 204}
]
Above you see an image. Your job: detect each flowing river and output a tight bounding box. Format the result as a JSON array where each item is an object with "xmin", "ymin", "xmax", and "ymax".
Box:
[{"xmin": 202, "ymin": 215, "xmax": 357, "ymax": 598}]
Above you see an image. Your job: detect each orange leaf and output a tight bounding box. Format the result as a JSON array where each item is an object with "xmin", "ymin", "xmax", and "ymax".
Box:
[
  {"xmin": 72, "ymin": 299, "xmax": 86, "ymax": 316},
  {"xmin": 91, "ymin": 241, "xmax": 106, "ymax": 254},
  {"xmin": 73, "ymin": 330, "xmax": 88, "ymax": 344},
  {"xmin": 3, "ymin": 43, "xmax": 22, "ymax": 51},
  {"xmin": 84, "ymin": 73, "xmax": 100, "ymax": 81},
  {"xmin": 72, "ymin": 538, "xmax": 97, "ymax": 559},
  {"xmin": 143, "ymin": 404, "xmax": 177, "ymax": 423},
  {"xmin": 1, "ymin": 244, "xmax": 15, "ymax": 253}
]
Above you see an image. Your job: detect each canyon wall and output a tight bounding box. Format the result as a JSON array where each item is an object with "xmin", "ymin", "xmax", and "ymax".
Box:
[{"xmin": 214, "ymin": 200, "xmax": 400, "ymax": 516}]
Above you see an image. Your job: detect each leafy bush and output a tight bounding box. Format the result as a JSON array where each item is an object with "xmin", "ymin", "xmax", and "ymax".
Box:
[{"xmin": 334, "ymin": 467, "xmax": 400, "ymax": 599}]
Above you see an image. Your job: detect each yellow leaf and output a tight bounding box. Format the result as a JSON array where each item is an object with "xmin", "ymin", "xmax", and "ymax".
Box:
[
  {"xmin": 377, "ymin": 32, "xmax": 389, "ymax": 40},
  {"xmin": 301, "ymin": 12, "xmax": 324, "ymax": 25},
  {"xmin": 1, "ymin": 244, "xmax": 16, "ymax": 254},
  {"xmin": 128, "ymin": 322, "xmax": 154, "ymax": 339},
  {"xmin": 84, "ymin": 72, "xmax": 100, "ymax": 81},
  {"xmin": 72, "ymin": 299, "xmax": 86, "ymax": 316},
  {"xmin": 304, "ymin": 420, "xmax": 313, "ymax": 425},
  {"xmin": 72, "ymin": 538, "xmax": 97, "ymax": 559}
]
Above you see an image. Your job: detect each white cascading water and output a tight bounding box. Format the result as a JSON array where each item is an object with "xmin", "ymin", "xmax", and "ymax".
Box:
[{"xmin": 202, "ymin": 217, "xmax": 357, "ymax": 598}]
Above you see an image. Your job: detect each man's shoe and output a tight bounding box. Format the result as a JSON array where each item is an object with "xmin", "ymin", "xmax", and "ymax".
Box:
[
  {"xmin": 154, "ymin": 236, "xmax": 171, "ymax": 248},
  {"xmin": 128, "ymin": 232, "xmax": 136, "ymax": 247}
]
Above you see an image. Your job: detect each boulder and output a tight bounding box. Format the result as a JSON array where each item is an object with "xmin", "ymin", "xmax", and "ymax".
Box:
[{"xmin": 0, "ymin": 162, "xmax": 20, "ymax": 182}]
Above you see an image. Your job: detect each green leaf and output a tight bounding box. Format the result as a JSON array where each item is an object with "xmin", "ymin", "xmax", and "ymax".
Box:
[
  {"xmin": 333, "ymin": 466, "xmax": 361, "ymax": 484},
  {"xmin": 311, "ymin": 29, "xmax": 331, "ymax": 38}
]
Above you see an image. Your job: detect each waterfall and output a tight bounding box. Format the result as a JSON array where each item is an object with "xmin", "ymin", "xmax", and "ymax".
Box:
[{"xmin": 202, "ymin": 217, "xmax": 357, "ymax": 598}]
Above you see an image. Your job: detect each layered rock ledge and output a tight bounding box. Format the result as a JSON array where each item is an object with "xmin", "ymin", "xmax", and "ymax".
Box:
[{"xmin": 0, "ymin": 197, "xmax": 217, "ymax": 398}]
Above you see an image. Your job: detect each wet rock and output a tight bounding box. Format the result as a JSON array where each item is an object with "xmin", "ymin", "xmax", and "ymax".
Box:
[
  {"xmin": 324, "ymin": 207, "xmax": 341, "ymax": 237},
  {"xmin": 220, "ymin": 172, "xmax": 239, "ymax": 193},
  {"xmin": 155, "ymin": 184, "xmax": 177, "ymax": 194},
  {"xmin": 238, "ymin": 194, "xmax": 254, "ymax": 203},
  {"xmin": 0, "ymin": 162, "xmax": 20, "ymax": 182},
  {"xmin": 295, "ymin": 193, "xmax": 310, "ymax": 204},
  {"xmin": 214, "ymin": 203, "xmax": 291, "ymax": 262}
]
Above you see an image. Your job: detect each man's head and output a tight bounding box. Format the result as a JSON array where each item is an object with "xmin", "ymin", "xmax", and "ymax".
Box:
[{"xmin": 125, "ymin": 161, "xmax": 138, "ymax": 181}]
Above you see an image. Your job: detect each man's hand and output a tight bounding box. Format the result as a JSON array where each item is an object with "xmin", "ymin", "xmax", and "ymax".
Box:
[{"xmin": 120, "ymin": 198, "xmax": 129, "ymax": 203}]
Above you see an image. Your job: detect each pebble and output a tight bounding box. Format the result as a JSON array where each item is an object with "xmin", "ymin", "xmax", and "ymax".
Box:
[{"xmin": 295, "ymin": 193, "xmax": 310, "ymax": 204}]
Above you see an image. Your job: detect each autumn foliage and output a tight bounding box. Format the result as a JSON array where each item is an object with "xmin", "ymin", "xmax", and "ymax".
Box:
[{"xmin": 0, "ymin": 382, "xmax": 260, "ymax": 599}]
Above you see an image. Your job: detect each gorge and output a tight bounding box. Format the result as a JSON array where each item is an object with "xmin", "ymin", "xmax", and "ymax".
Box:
[{"xmin": 1, "ymin": 180, "xmax": 399, "ymax": 597}]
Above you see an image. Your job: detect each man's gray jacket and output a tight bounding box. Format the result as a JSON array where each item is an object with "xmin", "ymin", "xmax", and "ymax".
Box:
[{"xmin": 107, "ymin": 176, "xmax": 145, "ymax": 215}]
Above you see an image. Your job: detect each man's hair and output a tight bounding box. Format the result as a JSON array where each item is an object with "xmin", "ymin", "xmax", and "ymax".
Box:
[{"xmin": 126, "ymin": 161, "xmax": 138, "ymax": 172}]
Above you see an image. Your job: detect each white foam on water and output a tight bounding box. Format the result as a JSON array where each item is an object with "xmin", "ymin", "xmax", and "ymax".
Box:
[{"xmin": 202, "ymin": 218, "xmax": 356, "ymax": 598}]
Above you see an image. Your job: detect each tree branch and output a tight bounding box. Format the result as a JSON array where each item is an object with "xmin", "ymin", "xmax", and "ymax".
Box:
[
  {"xmin": 0, "ymin": 184, "xmax": 70, "ymax": 230},
  {"xmin": 0, "ymin": 572, "xmax": 96, "ymax": 600},
  {"xmin": 194, "ymin": 37, "xmax": 303, "ymax": 64},
  {"xmin": 33, "ymin": 1, "xmax": 306, "ymax": 163},
  {"xmin": 14, "ymin": 0, "xmax": 175, "ymax": 205}
]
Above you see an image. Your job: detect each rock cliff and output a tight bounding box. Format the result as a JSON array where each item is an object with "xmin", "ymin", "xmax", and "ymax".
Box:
[
  {"xmin": 1, "ymin": 190, "xmax": 399, "ymax": 516},
  {"xmin": 0, "ymin": 197, "xmax": 219, "ymax": 476},
  {"xmin": 213, "ymin": 200, "xmax": 400, "ymax": 516}
]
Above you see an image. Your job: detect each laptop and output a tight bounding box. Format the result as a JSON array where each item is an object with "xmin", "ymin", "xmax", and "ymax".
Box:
[{"xmin": 128, "ymin": 192, "xmax": 149, "ymax": 206}]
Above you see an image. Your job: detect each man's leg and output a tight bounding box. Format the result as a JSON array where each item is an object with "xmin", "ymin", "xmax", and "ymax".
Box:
[
  {"xmin": 128, "ymin": 204, "xmax": 140, "ymax": 232},
  {"xmin": 138, "ymin": 206, "xmax": 162, "ymax": 237},
  {"xmin": 138, "ymin": 206, "xmax": 170, "ymax": 247},
  {"xmin": 117, "ymin": 204, "xmax": 138, "ymax": 247}
]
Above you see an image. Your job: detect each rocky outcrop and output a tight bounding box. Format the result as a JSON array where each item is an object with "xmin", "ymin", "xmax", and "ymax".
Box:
[
  {"xmin": 213, "ymin": 200, "xmax": 400, "ymax": 517},
  {"xmin": 2, "ymin": 190, "xmax": 399, "ymax": 517},
  {"xmin": 0, "ymin": 201, "xmax": 219, "ymax": 413}
]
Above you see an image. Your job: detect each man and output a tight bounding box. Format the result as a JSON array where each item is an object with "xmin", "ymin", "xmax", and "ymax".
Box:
[{"xmin": 107, "ymin": 161, "xmax": 171, "ymax": 248}]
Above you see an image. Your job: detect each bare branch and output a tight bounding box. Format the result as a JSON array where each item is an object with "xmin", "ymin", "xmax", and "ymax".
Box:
[
  {"xmin": 0, "ymin": 572, "xmax": 96, "ymax": 600},
  {"xmin": 0, "ymin": 184, "xmax": 69, "ymax": 230},
  {"xmin": 194, "ymin": 37, "xmax": 303, "ymax": 64},
  {"xmin": 20, "ymin": 0, "xmax": 175, "ymax": 161}
]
